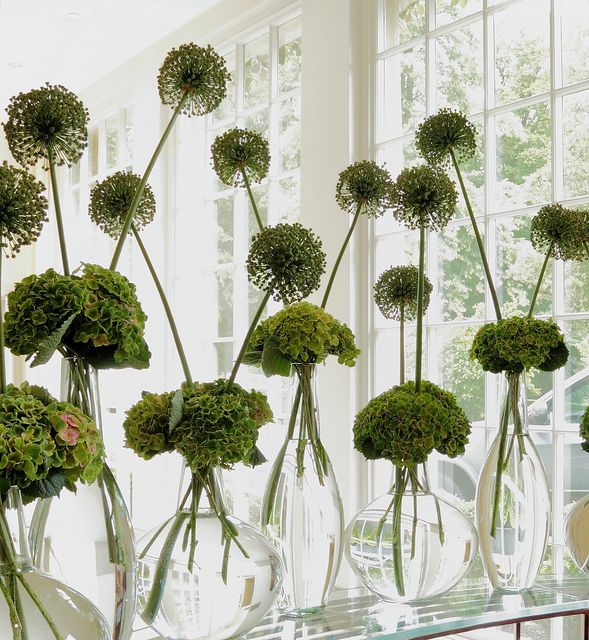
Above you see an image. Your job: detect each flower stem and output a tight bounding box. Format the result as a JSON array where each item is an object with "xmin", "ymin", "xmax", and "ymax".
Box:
[
  {"xmin": 131, "ymin": 224, "xmax": 192, "ymax": 384},
  {"xmin": 242, "ymin": 171, "xmax": 264, "ymax": 232},
  {"xmin": 399, "ymin": 305, "xmax": 405, "ymax": 385},
  {"xmin": 415, "ymin": 224, "xmax": 426, "ymax": 392},
  {"xmin": 321, "ymin": 204, "xmax": 362, "ymax": 309},
  {"xmin": 226, "ymin": 291, "xmax": 271, "ymax": 388},
  {"xmin": 16, "ymin": 575, "xmax": 64, "ymax": 640},
  {"xmin": 48, "ymin": 152, "xmax": 70, "ymax": 276},
  {"xmin": 450, "ymin": 149, "xmax": 501, "ymax": 321},
  {"xmin": 391, "ymin": 466, "xmax": 407, "ymax": 597},
  {"xmin": 527, "ymin": 246, "xmax": 552, "ymax": 319},
  {"xmin": 0, "ymin": 248, "xmax": 6, "ymax": 394},
  {"xmin": 0, "ymin": 578, "xmax": 21, "ymax": 640},
  {"xmin": 110, "ymin": 93, "xmax": 189, "ymax": 271}
]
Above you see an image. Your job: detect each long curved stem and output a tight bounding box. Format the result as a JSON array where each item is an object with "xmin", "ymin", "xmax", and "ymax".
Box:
[
  {"xmin": 321, "ymin": 204, "xmax": 362, "ymax": 309},
  {"xmin": 527, "ymin": 246, "xmax": 552, "ymax": 319},
  {"xmin": 48, "ymin": 152, "xmax": 70, "ymax": 276},
  {"xmin": 0, "ymin": 249, "xmax": 5, "ymax": 394},
  {"xmin": 226, "ymin": 291, "xmax": 271, "ymax": 387},
  {"xmin": 110, "ymin": 93, "xmax": 188, "ymax": 271},
  {"xmin": 415, "ymin": 225, "xmax": 426, "ymax": 392},
  {"xmin": 450, "ymin": 149, "xmax": 501, "ymax": 321},
  {"xmin": 399, "ymin": 305, "xmax": 405, "ymax": 385},
  {"xmin": 242, "ymin": 171, "xmax": 264, "ymax": 232},
  {"xmin": 132, "ymin": 225, "xmax": 192, "ymax": 384}
]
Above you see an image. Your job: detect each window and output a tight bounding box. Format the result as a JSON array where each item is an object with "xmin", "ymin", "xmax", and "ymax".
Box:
[{"xmin": 374, "ymin": 3, "xmax": 589, "ymax": 632}]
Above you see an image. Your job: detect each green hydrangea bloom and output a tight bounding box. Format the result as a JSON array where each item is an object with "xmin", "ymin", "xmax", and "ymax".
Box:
[
  {"xmin": 248, "ymin": 301, "xmax": 360, "ymax": 368},
  {"xmin": 415, "ymin": 108, "xmax": 478, "ymax": 167},
  {"xmin": 374, "ymin": 265, "xmax": 432, "ymax": 321},
  {"xmin": 211, "ymin": 128, "xmax": 270, "ymax": 187},
  {"xmin": 470, "ymin": 317, "xmax": 568, "ymax": 373},
  {"xmin": 353, "ymin": 380, "xmax": 470, "ymax": 467},
  {"xmin": 123, "ymin": 391, "xmax": 175, "ymax": 460},
  {"xmin": 335, "ymin": 161, "xmax": 395, "ymax": 217},
  {"xmin": 580, "ymin": 406, "xmax": 589, "ymax": 450}
]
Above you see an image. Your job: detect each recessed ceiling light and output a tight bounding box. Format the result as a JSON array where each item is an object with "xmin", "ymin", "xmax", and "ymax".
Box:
[
  {"xmin": 8, "ymin": 61, "xmax": 22, "ymax": 68},
  {"xmin": 66, "ymin": 11, "xmax": 83, "ymax": 21}
]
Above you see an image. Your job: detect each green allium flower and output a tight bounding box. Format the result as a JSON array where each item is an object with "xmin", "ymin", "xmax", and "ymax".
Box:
[
  {"xmin": 123, "ymin": 391, "xmax": 175, "ymax": 460},
  {"xmin": 211, "ymin": 128, "xmax": 270, "ymax": 187},
  {"xmin": 415, "ymin": 108, "xmax": 477, "ymax": 167},
  {"xmin": 335, "ymin": 161, "xmax": 395, "ymax": 217},
  {"xmin": 374, "ymin": 265, "xmax": 433, "ymax": 321},
  {"xmin": 390, "ymin": 165, "xmax": 458, "ymax": 231},
  {"xmin": 470, "ymin": 317, "xmax": 568, "ymax": 373},
  {"xmin": 246, "ymin": 223, "xmax": 326, "ymax": 304},
  {"xmin": 158, "ymin": 43, "xmax": 231, "ymax": 117},
  {"xmin": 530, "ymin": 204, "xmax": 587, "ymax": 261},
  {"xmin": 0, "ymin": 384, "xmax": 103, "ymax": 499},
  {"xmin": 353, "ymin": 380, "xmax": 470, "ymax": 467},
  {"xmin": 0, "ymin": 161, "xmax": 47, "ymax": 256},
  {"xmin": 248, "ymin": 301, "xmax": 360, "ymax": 367},
  {"xmin": 89, "ymin": 171, "xmax": 156, "ymax": 238},
  {"xmin": 3, "ymin": 83, "xmax": 89, "ymax": 167}
]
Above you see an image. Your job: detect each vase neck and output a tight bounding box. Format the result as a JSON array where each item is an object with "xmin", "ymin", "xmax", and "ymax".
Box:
[
  {"xmin": 60, "ymin": 356, "xmax": 102, "ymax": 429},
  {"xmin": 0, "ymin": 487, "xmax": 32, "ymax": 574},
  {"xmin": 389, "ymin": 464, "xmax": 430, "ymax": 495},
  {"xmin": 287, "ymin": 363, "xmax": 320, "ymax": 441},
  {"xmin": 183, "ymin": 468, "xmax": 227, "ymax": 515},
  {"xmin": 498, "ymin": 371, "xmax": 529, "ymax": 436}
]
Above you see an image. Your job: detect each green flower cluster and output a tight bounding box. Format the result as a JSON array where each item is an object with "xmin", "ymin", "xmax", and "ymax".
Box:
[
  {"xmin": 124, "ymin": 379, "xmax": 273, "ymax": 469},
  {"xmin": 247, "ymin": 223, "xmax": 326, "ymax": 304},
  {"xmin": 211, "ymin": 128, "xmax": 270, "ymax": 187},
  {"xmin": 0, "ymin": 162, "xmax": 47, "ymax": 257},
  {"xmin": 0, "ymin": 383, "xmax": 103, "ymax": 500},
  {"xmin": 415, "ymin": 108, "xmax": 478, "ymax": 167},
  {"xmin": 353, "ymin": 380, "xmax": 470, "ymax": 467},
  {"xmin": 335, "ymin": 161, "xmax": 395, "ymax": 217},
  {"xmin": 530, "ymin": 204, "xmax": 587, "ymax": 261},
  {"xmin": 374, "ymin": 265, "xmax": 432, "ymax": 321},
  {"xmin": 3, "ymin": 83, "xmax": 89, "ymax": 167},
  {"xmin": 5, "ymin": 265, "xmax": 150, "ymax": 369},
  {"xmin": 470, "ymin": 316, "xmax": 568, "ymax": 373},
  {"xmin": 157, "ymin": 43, "xmax": 231, "ymax": 117},
  {"xmin": 248, "ymin": 301, "xmax": 360, "ymax": 368},
  {"xmin": 390, "ymin": 165, "xmax": 458, "ymax": 232},
  {"xmin": 580, "ymin": 405, "xmax": 589, "ymax": 451},
  {"xmin": 89, "ymin": 171, "xmax": 156, "ymax": 238}
]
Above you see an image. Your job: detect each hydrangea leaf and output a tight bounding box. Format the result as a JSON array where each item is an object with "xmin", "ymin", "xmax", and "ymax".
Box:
[
  {"xmin": 169, "ymin": 389, "xmax": 184, "ymax": 435},
  {"xmin": 30, "ymin": 312, "xmax": 77, "ymax": 368},
  {"xmin": 261, "ymin": 337, "xmax": 291, "ymax": 377}
]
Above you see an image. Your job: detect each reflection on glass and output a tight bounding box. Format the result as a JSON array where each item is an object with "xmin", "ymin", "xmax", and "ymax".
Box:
[
  {"xmin": 279, "ymin": 17, "xmax": 302, "ymax": 93},
  {"xmin": 563, "ymin": 90, "xmax": 589, "ymax": 199}
]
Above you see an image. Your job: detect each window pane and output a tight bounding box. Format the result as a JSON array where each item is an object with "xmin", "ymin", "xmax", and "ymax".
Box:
[
  {"xmin": 275, "ymin": 175, "xmax": 299, "ymax": 224},
  {"xmin": 453, "ymin": 121, "xmax": 485, "ymax": 219},
  {"xmin": 244, "ymin": 108, "xmax": 269, "ymax": 140},
  {"xmin": 494, "ymin": 0, "xmax": 550, "ymax": 106},
  {"xmin": 213, "ymin": 54, "xmax": 236, "ymax": 124},
  {"xmin": 215, "ymin": 196, "xmax": 234, "ymax": 264},
  {"xmin": 379, "ymin": 0, "xmax": 425, "ymax": 51},
  {"xmin": 563, "ymin": 318, "xmax": 589, "ymax": 429},
  {"xmin": 279, "ymin": 95, "xmax": 301, "ymax": 171},
  {"xmin": 494, "ymin": 102, "xmax": 551, "ymax": 211},
  {"xmin": 561, "ymin": 0, "xmax": 589, "ymax": 86},
  {"xmin": 563, "ymin": 89, "xmax": 589, "ymax": 199},
  {"xmin": 124, "ymin": 107, "xmax": 133, "ymax": 167},
  {"xmin": 215, "ymin": 342, "xmax": 233, "ymax": 378},
  {"xmin": 244, "ymin": 35, "xmax": 269, "ymax": 108},
  {"xmin": 278, "ymin": 17, "xmax": 302, "ymax": 93},
  {"xmin": 436, "ymin": 0, "xmax": 482, "ymax": 28},
  {"xmin": 564, "ymin": 259, "xmax": 589, "ymax": 314},
  {"xmin": 106, "ymin": 115, "xmax": 118, "ymax": 170},
  {"xmin": 216, "ymin": 270, "xmax": 233, "ymax": 338},
  {"xmin": 436, "ymin": 20, "xmax": 484, "ymax": 114},
  {"xmin": 374, "ymin": 232, "xmax": 419, "ymax": 289}
]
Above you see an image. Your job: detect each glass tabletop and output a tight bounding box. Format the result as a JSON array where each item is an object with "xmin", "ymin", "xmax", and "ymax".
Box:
[{"xmin": 241, "ymin": 576, "xmax": 589, "ymax": 640}]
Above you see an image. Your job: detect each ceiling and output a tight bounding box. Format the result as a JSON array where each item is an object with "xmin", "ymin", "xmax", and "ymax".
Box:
[{"xmin": 0, "ymin": 0, "xmax": 221, "ymax": 115}]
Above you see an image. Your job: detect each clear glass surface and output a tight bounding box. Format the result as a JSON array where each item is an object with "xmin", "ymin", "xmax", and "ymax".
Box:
[
  {"xmin": 28, "ymin": 357, "xmax": 136, "ymax": 640},
  {"xmin": 136, "ymin": 510, "xmax": 282, "ymax": 640},
  {"xmin": 476, "ymin": 372, "xmax": 551, "ymax": 591},
  {"xmin": 564, "ymin": 494, "xmax": 589, "ymax": 573},
  {"xmin": 346, "ymin": 468, "xmax": 478, "ymax": 603}
]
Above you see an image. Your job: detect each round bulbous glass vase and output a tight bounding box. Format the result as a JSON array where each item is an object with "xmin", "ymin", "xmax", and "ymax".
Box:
[
  {"xmin": 346, "ymin": 465, "xmax": 478, "ymax": 603},
  {"xmin": 28, "ymin": 356, "xmax": 136, "ymax": 640},
  {"xmin": 476, "ymin": 371, "xmax": 550, "ymax": 592},
  {"xmin": 261, "ymin": 363, "xmax": 344, "ymax": 617},
  {"xmin": 136, "ymin": 506, "xmax": 283, "ymax": 640},
  {"xmin": 564, "ymin": 495, "xmax": 589, "ymax": 574},
  {"xmin": 0, "ymin": 487, "xmax": 110, "ymax": 639}
]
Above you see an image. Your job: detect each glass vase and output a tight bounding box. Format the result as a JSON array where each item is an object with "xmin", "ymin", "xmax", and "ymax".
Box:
[
  {"xmin": 136, "ymin": 469, "xmax": 282, "ymax": 640},
  {"xmin": 564, "ymin": 494, "xmax": 589, "ymax": 573},
  {"xmin": 0, "ymin": 486, "xmax": 110, "ymax": 639},
  {"xmin": 346, "ymin": 464, "xmax": 478, "ymax": 602},
  {"xmin": 476, "ymin": 371, "xmax": 550, "ymax": 591},
  {"xmin": 262, "ymin": 363, "xmax": 344, "ymax": 616},
  {"xmin": 28, "ymin": 356, "xmax": 136, "ymax": 640}
]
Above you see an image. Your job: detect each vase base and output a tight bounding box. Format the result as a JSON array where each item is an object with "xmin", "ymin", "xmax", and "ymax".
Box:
[{"xmin": 279, "ymin": 605, "xmax": 325, "ymax": 618}]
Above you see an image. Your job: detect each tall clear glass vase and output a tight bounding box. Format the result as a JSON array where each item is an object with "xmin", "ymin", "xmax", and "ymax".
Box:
[
  {"xmin": 476, "ymin": 371, "xmax": 550, "ymax": 591},
  {"xmin": 28, "ymin": 356, "xmax": 136, "ymax": 640},
  {"xmin": 262, "ymin": 363, "xmax": 344, "ymax": 617}
]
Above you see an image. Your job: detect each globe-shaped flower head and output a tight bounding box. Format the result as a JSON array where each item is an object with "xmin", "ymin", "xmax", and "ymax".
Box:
[
  {"xmin": 335, "ymin": 161, "xmax": 395, "ymax": 217},
  {"xmin": 247, "ymin": 222, "xmax": 326, "ymax": 304},
  {"xmin": 211, "ymin": 128, "xmax": 270, "ymax": 187},
  {"xmin": 3, "ymin": 83, "xmax": 89, "ymax": 167},
  {"xmin": 415, "ymin": 108, "xmax": 478, "ymax": 167},
  {"xmin": 390, "ymin": 165, "xmax": 458, "ymax": 232},
  {"xmin": 89, "ymin": 171, "xmax": 156, "ymax": 238},
  {"xmin": 530, "ymin": 204, "xmax": 587, "ymax": 262},
  {"xmin": 0, "ymin": 162, "xmax": 48, "ymax": 256},
  {"xmin": 157, "ymin": 43, "xmax": 231, "ymax": 117},
  {"xmin": 374, "ymin": 265, "xmax": 433, "ymax": 321}
]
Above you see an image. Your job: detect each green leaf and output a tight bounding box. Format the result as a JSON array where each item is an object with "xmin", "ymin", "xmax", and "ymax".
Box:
[
  {"xmin": 582, "ymin": 441, "xmax": 589, "ymax": 453},
  {"xmin": 169, "ymin": 389, "xmax": 184, "ymax": 435},
  {"xmin": 245, "ymin": 444, "xmax": 267, "ymax": 467},
  {"xmin": 261, "ymin": 337, "xmax": 291, "ymax": 378},
  {"xmin": 241, "ymin": 350, "xmax": 263, "ymax": 366},
  {"xmin": 31, "ymin": 313, "xmax": 77, "ymax": 367},
  {"xmin": 0, "ymin": 478, "xmax": 11, "ymax": 496},
  {"xmin": 28, "ymin": 473, "xmax": 67, "ymax": 499}
]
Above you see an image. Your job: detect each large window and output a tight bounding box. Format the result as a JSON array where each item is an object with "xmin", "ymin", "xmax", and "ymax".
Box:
[{"xmin": 374, "ymin": 2, "xmax": 589, "ymax": 635}]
